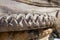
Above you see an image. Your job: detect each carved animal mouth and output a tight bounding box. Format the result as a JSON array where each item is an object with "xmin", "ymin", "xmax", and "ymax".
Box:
[
  {"xmin": 0, "ymin": 0, "xmax": 59, "ymax": 32},
  {"xmin": 0, "ymin": 6, "xmax": 57, "ymax": 32}
]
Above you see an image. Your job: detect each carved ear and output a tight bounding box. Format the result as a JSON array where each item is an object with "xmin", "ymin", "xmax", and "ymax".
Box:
[{"xmin": 48, "ymin": 10, "xmax": 59, "ymax": 18}]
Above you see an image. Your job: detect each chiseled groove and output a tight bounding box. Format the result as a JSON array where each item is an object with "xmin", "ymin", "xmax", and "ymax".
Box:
[
  {"xmin": 0, "ymin": 12, "xmax": 56, "ymax": 29},
  {"xmin": 14, "ymin": 0, "xmax": 60, "ymax": 7}
]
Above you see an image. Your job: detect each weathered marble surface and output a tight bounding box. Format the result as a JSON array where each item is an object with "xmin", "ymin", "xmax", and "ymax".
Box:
[
  {"xmin": 0, "ymin": 0, "xmax": 60, "ymax": 32},
  {"xmin": 0, "ymin": 0, "xmax": 60, "ymax": 40},
  {"xmin": 14, "ymin": 0, "xmax": 60, "ymax": 7}
]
